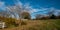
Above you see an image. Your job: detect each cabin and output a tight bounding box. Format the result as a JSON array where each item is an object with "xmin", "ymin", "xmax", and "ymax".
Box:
[{"xmin": 0, "ymin": 20, "xmax": 6, "ymax": 29}]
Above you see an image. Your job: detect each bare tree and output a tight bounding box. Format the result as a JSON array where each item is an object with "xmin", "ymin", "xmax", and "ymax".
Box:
[
  {"xmin": 4, "ymin": 0, "xmax": 31, "ymax": 19},
  {"xmin": 6, "ymin": 6, "xmax": 21, "ymax": 18},
  {"xmin": 0, "ymin": 11, "xmax": 10, "ymax": 17},
  {"xmin": 6, "ymin": 3, "xmax": 31, "ymax": 19}
]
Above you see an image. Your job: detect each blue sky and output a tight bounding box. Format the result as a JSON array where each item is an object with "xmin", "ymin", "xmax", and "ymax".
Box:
[
  {"xmin": 0, "ymin": 0, "xmax": 60, "ymax": 9},
  {"xmin": 20, "ymin": 0, "xmax": 60, "ymax": 9},
  {"xmin": 0, "ymin": 0, "xmax": 60, "ymax": 19}
]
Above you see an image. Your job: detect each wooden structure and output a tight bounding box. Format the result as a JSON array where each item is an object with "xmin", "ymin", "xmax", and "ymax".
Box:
[{"xmin": 0, "ymin": 20, "xmax": 6, "ymax": 29}]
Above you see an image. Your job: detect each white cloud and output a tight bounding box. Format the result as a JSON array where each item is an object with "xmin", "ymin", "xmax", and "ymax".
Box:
[
  {"xmin": 0, "ymin": 2, "xmax": 4, "ymax": 7},
  {"xmin": 0, "ymin": 1, "xmax": 6, "ymax": 10},
  {"xmin": 14, "ymin": 0, "xmax": 23, "ymax": 8},
  {"xmin": 28, "ymin": 7, "xmax": 60, "ymax": 15},
  {"xmin": 29, "ymin": 8, "xmax": 48, "ymax": 14}
]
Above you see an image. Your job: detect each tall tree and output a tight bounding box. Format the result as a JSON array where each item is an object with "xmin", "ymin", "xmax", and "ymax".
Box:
[{"xmin": 21, "ymin": 11, "xmax": 31, "ymax": 19}]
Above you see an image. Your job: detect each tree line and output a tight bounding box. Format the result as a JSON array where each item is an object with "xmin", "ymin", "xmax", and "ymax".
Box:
[
  {"xmin": 35, "ymin": 10, "xmax": 60, "ymax": 20},
  {"xmin": 0, "ymin": 10, "xmax": 60, "ymax": 20}
]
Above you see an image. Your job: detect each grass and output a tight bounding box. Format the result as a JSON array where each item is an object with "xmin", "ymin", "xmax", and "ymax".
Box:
[{"xmin": 0, "ymin": 19, "xmax": 60, "ymax": 30}]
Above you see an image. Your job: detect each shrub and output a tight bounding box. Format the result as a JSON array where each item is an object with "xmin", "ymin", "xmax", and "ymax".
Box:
[
  {"xmin": 21, "ymin": 21, "xmax": 27, "ymax": 25},
  {"xmin": 50, "ymin": 14, "xmax": 56, "ymax": 19},
  {"xmin": 0, "ymin": 16, "xmax": 16, "ymax": 28},
  {"xmin": 21, "ymin": 12, "xmax": 31, "ymax": 19}
]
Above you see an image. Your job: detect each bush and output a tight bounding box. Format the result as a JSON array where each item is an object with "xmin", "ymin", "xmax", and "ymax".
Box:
[
  {"xmin": 50, "ymin": 14, "xmax": 56, "ymax": 19},
  {"xmin": 21, "ymin": 12, "xmax": 31, "ymax": 19},
  {"xmin": 21, "ymin": 21, "xmax": 27, "ymax": 25},
  {"xmin": 0, "ymin": 16, "xmax": 17, "ymax": 28}
]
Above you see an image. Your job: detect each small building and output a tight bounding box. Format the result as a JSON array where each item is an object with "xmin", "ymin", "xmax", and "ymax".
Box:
[{"xmin": 0, "ymin": 20, "xmax": 6, "ymax": 29}]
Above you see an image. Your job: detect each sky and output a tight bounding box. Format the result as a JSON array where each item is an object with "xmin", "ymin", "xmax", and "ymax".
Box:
[{"xmin": 0, "ymin": 0, "xmax": 60, "ymax": 19}]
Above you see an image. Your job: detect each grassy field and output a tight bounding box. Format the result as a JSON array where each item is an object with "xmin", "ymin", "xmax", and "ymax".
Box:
[{"xmin": 0, "ymin": 19, "xmax": 60, "ymax": 30}]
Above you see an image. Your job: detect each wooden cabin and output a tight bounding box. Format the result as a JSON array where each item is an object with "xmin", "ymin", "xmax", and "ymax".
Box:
[{"xmin": 0, "ymin": 20, "xmax": 6, "ymax": 29}]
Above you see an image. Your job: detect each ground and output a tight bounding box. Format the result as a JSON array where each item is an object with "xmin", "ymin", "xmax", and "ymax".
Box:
[{"xmin": 0, "ymin": 19, "xmax": 60, "ymax": 30}]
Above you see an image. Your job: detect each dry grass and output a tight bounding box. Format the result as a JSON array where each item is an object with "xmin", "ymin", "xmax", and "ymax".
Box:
[{"xmin": 0, "ymin": 20, "xmax": 60, "ymax": 30}]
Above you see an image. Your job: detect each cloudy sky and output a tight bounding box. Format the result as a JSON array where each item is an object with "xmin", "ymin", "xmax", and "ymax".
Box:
[{"xmin": 0, "ymin": 0, "xmax": 60, "ymax": 19}]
